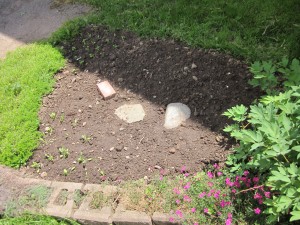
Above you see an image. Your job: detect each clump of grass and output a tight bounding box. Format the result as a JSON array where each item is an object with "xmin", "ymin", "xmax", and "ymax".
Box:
[
  {"xmin": 73, "ymin": 189, "xmax": 86, "ymax": 208},
  {"xmin": 89, "ymin": 191, "xmax": 118, "ymax": 209},
  {"xmin": 55, "ymin": 189, "xmax": 69, "ymax": 206},
  {"xmin": 0, "ymin": 44, "xmax": 64, "ymax": 168}
]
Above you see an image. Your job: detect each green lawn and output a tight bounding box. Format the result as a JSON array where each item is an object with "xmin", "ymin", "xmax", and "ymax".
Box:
[
  {"xmin": 51, "ymin": 0, "xmax": 300, "ymax": 62},
  {"xmin": 0, "ymin": 44, "xmax": 64, "ymax": 167}
]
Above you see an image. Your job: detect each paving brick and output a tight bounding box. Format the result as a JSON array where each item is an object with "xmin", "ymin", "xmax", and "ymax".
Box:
[
  {"xmin": 112, "ymin": 205, "xmax": 152, "ymax": 225},
  {"xmin": 73, "ymin": 205, "xmax": 113, "ymax": 225},
  {"xmin": 97, "ymin": 81, "xmax": 116, "ymax": 100},
  {"xmin": 152, "ymin": 212, "xmax": 181, "ymax": 225},
  {"xmin": 25, "ymin": 178, "xmax": 52, "ymax": 187},
  {"xmin": 45, "ymin": 181, "xmax": 83, "ymax": 218}
]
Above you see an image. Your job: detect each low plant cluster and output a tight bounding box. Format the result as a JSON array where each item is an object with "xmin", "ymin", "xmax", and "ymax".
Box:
[{"xmin": 223, "ymin": 58, "xmax": 300, "ymax": 223}]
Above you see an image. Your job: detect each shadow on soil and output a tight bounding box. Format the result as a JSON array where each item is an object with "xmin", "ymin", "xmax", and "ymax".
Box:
[{"xmin": 61, "ymin": 25, "xmax": 261, "ymax": 132}]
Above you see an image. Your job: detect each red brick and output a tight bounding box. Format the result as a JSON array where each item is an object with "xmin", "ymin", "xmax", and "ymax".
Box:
[{"xmin": 97, "ymin": 81, "xmax": 116, "ymax": 100}]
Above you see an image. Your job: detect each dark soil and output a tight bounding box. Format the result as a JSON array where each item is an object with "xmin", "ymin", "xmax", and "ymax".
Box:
[{"xmin": 25, "ymin": 25, "xmax": 260, "ymax": 183}]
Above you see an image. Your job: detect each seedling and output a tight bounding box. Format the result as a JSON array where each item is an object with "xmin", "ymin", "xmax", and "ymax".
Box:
[
  {"xmin": 59, "ymin": 113, "xmax": 65, "ymax": 123},
  {"xmin": 80, "ymin": 134, "xmax": 92, "ymax": 144},
  {"xmin": 63, "ymin": 169, "xmax": 68, "ymax": 176},
  {"xmin": 49, "ymin": 112, "xmax": 56, "ymax": 120},
  {"xmin": 45, "ymin": 153, "xmax": 54, "ymax": 162},
  {"xmin": 31, "ymin": 161, "xmax": 41, "ymax": 172},
  {"xmin": 77, "ymin": 152, "xmax": 86, "ymax": 164},
  {"xmin": 44, "ymin": 126, "xmax": 53, "ymax": 135},
  {"xmin": 58, "ymin": 147, "xmax": 69, "ymax": 159},
  {"xmin": 72, "ymin": 118, "xmax": 79, "ymax": 127}
]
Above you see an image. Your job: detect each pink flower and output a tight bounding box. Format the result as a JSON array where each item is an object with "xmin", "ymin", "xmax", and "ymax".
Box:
[
  {"xmin": 173, "ymin": 188, "xmax": 180, "ymax": 195},
  {"xmin": 176, "ymin": 210, "xmax": 183, "ymax": 218},
  {"xmin": 191, "ymin": 207, "xmax": 196, "ymax": 213},
  {"xmin": 213, "ymin": 163, "xmax": 220, "ymax": 169},
  {"xmin": 254, "ymin": 207, "xmax": 261, "ymax": 215},
  {"xmin": 159, "ymin": 175, "xmax": 163, "ymax": 180},
  {"xmin": 204, "ymin": 208, "xmax": 209, "ymax": 213},
  {"xmin": 175, "ymin": 199, "xmax": 180, "ymax": 204},
  {"xmin": 220, "ymin": 200, "xmax": 231, "ymax": 208},
  {"xmin": 233, "ymin": 180, "xmax": 241, "ymax": 188},
  {"xmin": 225, "ymin": 178, "xmax": 234, "ymax": 187},
  {"xmin": 194, "ymin": 223, "xmax": 199, "ymax": 225},
  {"xmin": 169, "ymin": 217, "xmax": 175, "ymax": 223},
  {"xmin": 184, "ymin": 173, "xmax": 190, "ymax": 177},
  {"xmin": 253, "ymin": 177, "xmax": 259, "ymax": 183},
  {"xmin": 217, "ymin": 171, "xmax": 223, "ymax": 177},
  {"xmin": 183, "ymin": 195, "xmax": 191, "ymax": 202},
  {"xmin": 198, "ymin": 192, "xmax": 206, "ymax": 198},
  {"xmin": 208, "ymin": 182, "xmax": 214, "ymax": 187},
  {"xmin": 231, "ymin": 189, "xmax": 237, "ymax": 194},
  {"xmin": 254, "ymin": 193, "xmax": 262, "ymax": 200},
  {"xmin": 207, "ymin": 171, "xmax": 214, "ymax": 179},
  {"xmin": 180, "ymin": 166, "xmax": 186, "ymax": 173},
  {"xmin": 214, "ymin": 190, "xmax": 221, "ymax": 199},
  {"xmin": 184, "ymin": 182, "xmax": 191, "ymax": 190},
  {"xmin": 225, "ymin": 213, "xmax": 233, "ymax": 225},
  {"xmin": 217, "ymin": 211, "xmax": 222, "ymax": 216},
  {"xmin": 258, "ymin": 199, "xmax": 263, "ymax": 204},
  {"xmin": 264, "ymin": 191, "xmax": 271, "ymax": 198},
  {"xmin": 243, "ymin": 170, "xmax": 249, "ymax": 176}
]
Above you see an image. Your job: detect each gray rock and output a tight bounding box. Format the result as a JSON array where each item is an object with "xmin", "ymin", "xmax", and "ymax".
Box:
[
  {"xmin": 164, "ymin": 103, "xmax": 191, "ymax": 129},
  {"xmin": 115, "ymin": 104, "xmax": 145, "ymax": 123}
]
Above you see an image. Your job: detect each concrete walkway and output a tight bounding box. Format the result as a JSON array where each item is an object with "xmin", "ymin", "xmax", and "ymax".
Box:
[{"xmin": 0, "ymin": 0, "xmax": 90, "ymax": 59}]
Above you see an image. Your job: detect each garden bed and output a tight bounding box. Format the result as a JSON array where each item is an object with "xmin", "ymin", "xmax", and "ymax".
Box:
[{"xmin": 25, "ymin": 26, "xmax": 260, "ymax": 183}]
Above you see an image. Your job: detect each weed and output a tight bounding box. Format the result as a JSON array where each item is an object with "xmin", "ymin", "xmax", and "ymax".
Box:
[
  {"xmin": 55, "ymin": 189, "xmax": 69, "ymax": 205},
  {"xmin": 63, "ymin": 169, "xmax": 68, "ymax": 176},
  {"xmin": 73, "ymin": 190, "xmax": 86, "ymax": 208},
  {"xmin": 77, "ymin": 152, "xmax": 86, "ymax": 164},
  {"xmin": 90, "ymin": 191, "xmax": 117, "ymax": 209},
  {"xmin": 58, "ymin": 147, "xmax": 69, "ymax": 158}
]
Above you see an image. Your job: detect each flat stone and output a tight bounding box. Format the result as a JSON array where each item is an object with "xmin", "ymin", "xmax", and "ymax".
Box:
[
  {"xmin": 164, "ymin": 103, "xmax": 191, "ymax": 129},
  {"xmin": 115, "ymin": 104, "xmax": 145, "ymax": 123},
  {"xmin": 112, "ymin": 206, "xmax": 152, "ymax": 225}
]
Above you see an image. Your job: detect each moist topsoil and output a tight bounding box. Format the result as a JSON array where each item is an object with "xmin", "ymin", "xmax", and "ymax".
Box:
[{"xmin": 25, "ymin": 25, "xmax": 260, "ymax": 183}]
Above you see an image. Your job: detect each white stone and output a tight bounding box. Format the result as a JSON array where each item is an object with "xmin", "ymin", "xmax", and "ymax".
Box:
[
  {"xmin": 164, "ymin": 103, "xmax": 191, "ymax": 129},
  {"xmin": 115, "ymin": 104, "xmax": 145, "ymax": 123}
]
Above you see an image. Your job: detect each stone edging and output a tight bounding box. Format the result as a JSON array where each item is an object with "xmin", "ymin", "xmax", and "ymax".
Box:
[{"xmin": 0, "ymin": 166, "xmax": 181, "ymax": 225}]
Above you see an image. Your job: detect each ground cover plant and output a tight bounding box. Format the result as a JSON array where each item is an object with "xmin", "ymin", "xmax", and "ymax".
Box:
[
  {"xmin": 0, "ymin": 44, "xmax": 64, "ymax": 167},
  {"xmin": 50, "ymin": 0, "xmax": 300, "ymax": 61}
]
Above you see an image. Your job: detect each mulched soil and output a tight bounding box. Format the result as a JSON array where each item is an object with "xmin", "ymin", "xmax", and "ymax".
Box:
[{"xmin": 24, "ymin": 25, "xmax": 260, "ymax": 183}]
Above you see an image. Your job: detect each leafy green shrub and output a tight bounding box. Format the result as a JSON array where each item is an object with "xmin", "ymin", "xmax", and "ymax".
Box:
[
  {"xmin": 223, "ymin": 59, "xmax": 300, "ymax": 223},
  {"xmin": 0, "ymin": 44, "xmax": 64, "ymax": 167}
]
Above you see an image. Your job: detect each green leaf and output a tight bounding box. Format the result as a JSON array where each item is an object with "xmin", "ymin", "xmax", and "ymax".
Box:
[
  {"xmin": 290, "ymin": 211, "xmax": 300, "ymax": 222},
  {"xmin": 270, "ymin": 171, "xmax": 290, "ymax": 183}
]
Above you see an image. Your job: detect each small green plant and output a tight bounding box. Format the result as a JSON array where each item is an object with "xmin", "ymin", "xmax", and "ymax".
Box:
[
  {"xmin": 77, "ymin": 152, "xmax": 86, "ymax": 164},
  {"xmin": 55, "ymin": 189, "xmax": 69, "ymax": 205},
  {"xmin": 58, "ymin": 147, "xmax": 69, "ymax": 158},
  {"xmin": 63, "ymin": 169, "xmax": 68, "ymax": 176},
  {"xmin": 59, "ymin": 112, "xmax": 65, "ymax": 123},
  {"xmin": 72, "ymin": 118, "xmax": 79, "ymax": 127},
  {"xmin": 49, "ymin": 112, "xmax": 56, "ymax": 120},
  {"xmin": 44, "ymin": 153, "xmax": 54, "ymax": 162},
  {"xmin": 80, "ymin": 134, "xmax": 92, "ymax": 144},
  {"xmin": 30, "ymin": 162, "xmax": 41, "ymax": 172}
]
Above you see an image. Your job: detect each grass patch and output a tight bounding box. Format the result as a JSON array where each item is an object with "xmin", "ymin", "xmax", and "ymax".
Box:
[
  {"xmin": 0, "ymin": 214, "xmax": 80, "ymax": 225},
  {"xmin": 0, "ymin": 44, "xmax": 64, "ymax": 167},
  {"xmin": 50, "ymin": 0, "xmax": 300, "ymax": 61}
]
